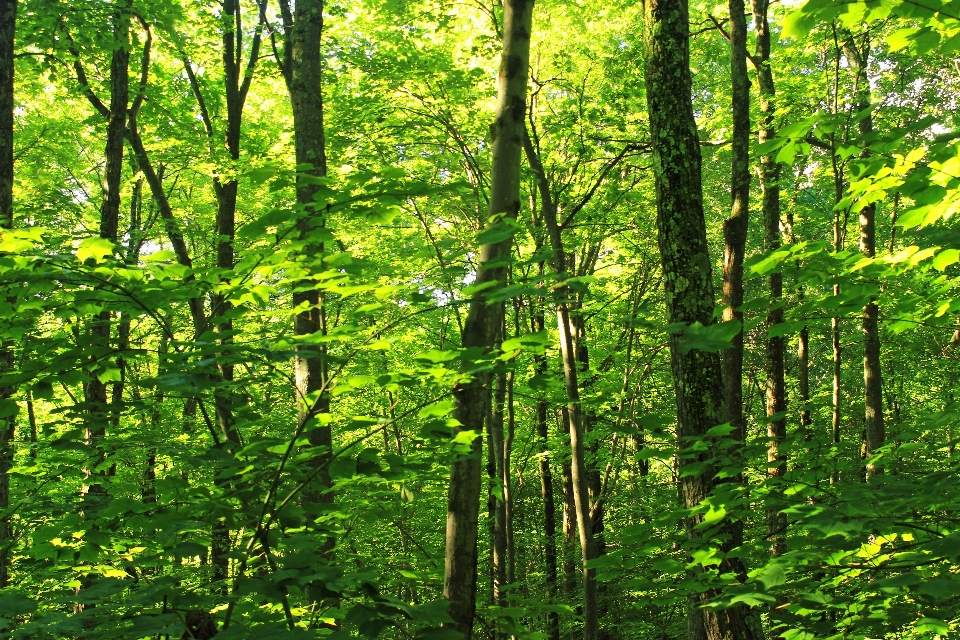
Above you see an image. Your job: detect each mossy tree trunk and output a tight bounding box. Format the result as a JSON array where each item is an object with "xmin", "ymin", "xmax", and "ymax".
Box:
[{"xmin": 642, "ymin": 1, "xmax": 762, "ymax": 638}]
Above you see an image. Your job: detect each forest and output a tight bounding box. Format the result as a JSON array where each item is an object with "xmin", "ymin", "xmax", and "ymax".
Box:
[{"xmin": 0, "ymin": 0, "xmax": 959, "ymax": 637}]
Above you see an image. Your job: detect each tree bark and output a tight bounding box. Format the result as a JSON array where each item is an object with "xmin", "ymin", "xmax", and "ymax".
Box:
[
  {"xmin": 83, "ymin": 0, "xmax": 129, "ymax": 516},
  {"xmin": 841, "ymin": 32, "xmax": 884, "ymax": 480},
  {"xmin": 0, "ymin": 0, "xmax": 11, "ymax": 229},
  {"xmin": 642, "ymin": 1, "xmax": 761, "ymax": 638},
  {"xmin": 828, "ymin": 27, "xmax": 847, "ymax": 484},
  {"xmin": 0, "ymin": 0, "xmax": 15, "ymax": 590},
  {"xmin": 277, "ymin": 0, "xmax": 336, "ymax": 531},
  {"xmin": 752, "ymin": 0, "xmax": 786, "ymax": 557},
  {"xmin": 489, "ymin": 363, "xmax": 508, "ymax": 616},
  {"xmin": 523, "ymin": 130, "xmax": 598, "ymax": 640},
  {"xmin": 442, "ymin": 1, "xmax": 534, "ymax": 635},
  {"xmin": 533, "ymin": 304, "xmax": 560, "ymax": 640},
  {"xmin": 721, "ymin": 0, "xmax": 751, "ymax": 446}
]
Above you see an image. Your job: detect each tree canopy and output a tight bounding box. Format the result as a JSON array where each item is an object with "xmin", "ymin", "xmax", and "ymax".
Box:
[{"xmin": 1, "ymin": 0, "xmax": 960, "ymax": 638}]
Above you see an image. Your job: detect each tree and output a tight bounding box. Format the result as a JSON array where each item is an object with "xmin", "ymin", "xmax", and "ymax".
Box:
[
  {"xmin": 443, "ymin": 0, "xmax": 535, "ymax": 635},
  {"xmin": 0, "ymin": 0, "xmax": 16, "ymax": 591},
  {"xmin": 642, "ymin": 0, "xmax": 760, "ymax": 637},
  {"xmin": 1, "ymin": 0, "xmax": 960, "ymax": 638}
]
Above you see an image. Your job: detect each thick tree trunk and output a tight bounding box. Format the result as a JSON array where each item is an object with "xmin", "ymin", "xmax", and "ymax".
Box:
[
  {"xmin": 0, "ymin": 0, "xmax": 15, "ymax": 590},
  {"xmin": 262, "ymin": 0, "xmax": 339, "ymax": 616},
  {"xmin": 752, "ymin": 0, "xmax": 787, "ymax": 557},
  {"xmin": 842, "ymin": 34, "xmax": 884, "ymax": 480},
  {"xmin": 642, "ymin": 2, "xmax": 761, "ymax": 638},
  {"xmin": 442, "ymin": 1, "xmax": 533, "ymax": 635}
]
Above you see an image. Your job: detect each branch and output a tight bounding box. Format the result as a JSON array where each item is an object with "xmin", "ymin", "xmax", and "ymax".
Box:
[
  {"xmin": 129, "ymin": 15, "xmax": 152, "ymax": 120},
  {"xmin": 178, "ymin": 51, "xmax": 215, "ymax": 139},
  {"xmin": 238, "ymin": 0, "xmax": 269, "ymax": 106},
  {"xmin": 561, "ymin": 143, "xmax": 641, "ymax": 229},
  {"xmin": 66, "ymin": 33, "xmax": 109, "ymax": 119},
  {"xmin": 707, "ymin": 14, "xmax": 761, "ymax": 70},
  {"xmin": 256, "ymin": 0, "xmax": 286, "ymax": 81}
]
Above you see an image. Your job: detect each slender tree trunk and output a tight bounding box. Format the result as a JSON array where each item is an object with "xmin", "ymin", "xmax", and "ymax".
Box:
[
  {"xmin": 842, "ymin": 33, "xmax": 884, "ymax": 480},
  {"xmin": 533, "ymin": 307, "xmax": 560, "ymax": 640},
  {"xmin": 0, "ymin": 0, "xmax": 16, "ymax": 590},
  {"xmin": 752, "ymin": 0, "xmax": 787, "ymax": 557},
  {"xmin": 722, "ymin": 0, "xmax": 751, "ymax": 446},
  {"xmin": 787, "ymin": 198, "xmax": 811, "ymax": 439},
  {"xmin": 489, "ymin": 364, "xmax": 508, "ymax": 615},
  {"xmin": 523, "ymin": 131, "xmax": 598, "ymax": 640},
  {"xmin": 26, "ymin": 389, "xmax": 37, "ymax": 459},
  {"xmin": 83, "ymin": 0, "xmax": 129, "ymax": 516},
  {"xmin": 443, "ymin": 1, "xmax": 533, "ymax": 635},
  {"xmin": 642, "ymin": 2, "xmax": 761, "ymax": 638},
  {"xmin": 829, "ymin": 30, "xmax": 845, "ymax": 484},
  {"xmin": 209, "ymin": 0, "xmax": 267, "ymax": 590},
  {"xmin": 560, "ymin": 450, "xmax": 577, "ymax": 614},
  {"xmin": 504, "ymin": 363, "xmax": 516, "ymax": 592},
  {"xmin": 0, "ymin": 0, "xmax": 12, "ymax": 230}
]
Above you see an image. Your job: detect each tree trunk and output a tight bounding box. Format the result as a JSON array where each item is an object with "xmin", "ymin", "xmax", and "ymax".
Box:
[
  {"xmin": 0, "ymin": 0, "xmax": 11, "ymax": 230},
  {"xmin": 533, "ymin": 308, "xmax": 560, "ymax": 640},
  {"xmin": 523, "ymin": 130, "xmax": 598, "ymax": 640},
  {"xmin": 83, "ymin": 0, "xmax": 129, "ymax": 516},
  {"xmin": 841, "ymin": 33, "xmax": 884, "ymax": 480},
  {"xmin": 0, "ymin": 0, "xmax": 15, "ymax": 589},
  {"xmin": 752, "ymin": 0, "xmax": 787, "ymax": 557},
  {"xmin": 489, "ymin": 364, "xmax": 508, "ymax": 615},
  {"xmin": 442, "ymin": 1, "xmax": 534, "ymax": 635},
  {"xmin": 642, "ymin": 2, "xmax": 761, "ymax": 638},
  {"xmin": 504, "ymin": 363, "xmax": 516, "ymax": 592},
  {"xmin": 721, "ymin": 0, "xmax": 751, "ymax": 446},
  {"xmin": 209, "ymin": 0, "xmax": 267, "ymax": 591},
  {"xmin": 279, "ymin": 0, "xmax": 336, "ymax": 532}
]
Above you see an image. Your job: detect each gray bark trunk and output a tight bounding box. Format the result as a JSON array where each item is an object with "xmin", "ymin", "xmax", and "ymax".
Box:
[{"xmin": 442, "ymin": 1, "xmax": 534, "ymax": 635}]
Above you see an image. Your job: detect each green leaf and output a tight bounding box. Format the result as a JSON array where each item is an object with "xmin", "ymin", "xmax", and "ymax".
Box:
[
  {"xmin": 0, "ymin": 593, "xmax": 38, "ymax": 616},
  {"xmin": 933, "ymin": 248, "xmax": 960, "ymax": 271},
  {"xmin": 705, "ymin": 423, "xmax": 736, "ymax": 437},
  {"xmin": 419, "ymin": 400, "xmax": 454, "ymax": 418},
  {"xmin": 501, "ymin": 330, "xmax": 550, "ymax": 355},
  {"xmin": 754, "ymin": 563, "xmax": 787, "ymax": 590},
  {"xmin": 670, "ymin": 320, "xmax": 742, "ymax": 354},
  {"xmin": 77, "ymin": 237, "xmax": 116, "ymax": 263},
  {"xmin": 476, "ymin": 218, "xmax": 522, "ymax": 245},
  {"xmin": 915, "ymin": 576, "xmax": 960, "ymax": 600}
]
